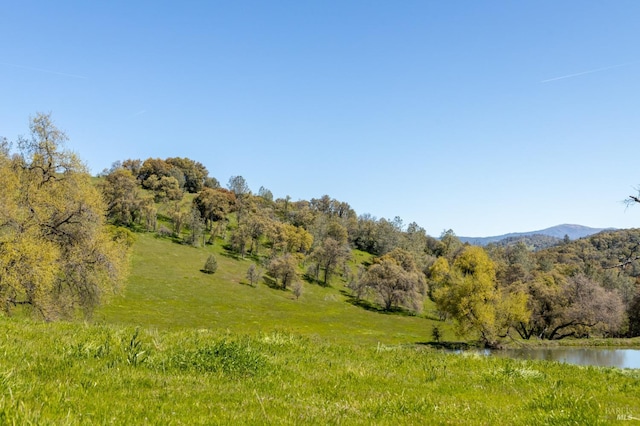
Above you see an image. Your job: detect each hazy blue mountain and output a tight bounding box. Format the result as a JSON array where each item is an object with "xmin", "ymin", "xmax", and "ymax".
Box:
[
  {"xmin": 491, "ymin": 234, "xmax": 563, "ymax": 251},
  {"xmin": 459, "ymin": 224, "xmax": 614, "ymax": 246}
]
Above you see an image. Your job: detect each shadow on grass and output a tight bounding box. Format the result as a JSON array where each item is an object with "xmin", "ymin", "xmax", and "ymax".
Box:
[
  {"xmin": 126, "ymin": 223, "xmax": 148, "ymax": 233},
  {"xmin": 218, "ymin": 246, "xmax": 265, "ymax": 263},
  {"xmin": 262, "ymin": 276, "xmax": 285, "ymax": 291},
  {"xmin": 220, "ymin": 251, "xmax": 240, "ymax": 260},
  {"xmin": 153, "ymin": 232, "xmax": 183, "ymax": 245},
  {"xmin": 156, "ymin": 213, "xmax": 172, "ymax": 223},
  {"xmin": 219, "ymin": 244, "xmax": 242, "ymax": 260},
  {"xmin": 237, "ymin": 280, "xmax": 257, "ymax": 288},
  {"xmin": 244, "ymin": 252, "xmax": 263, "ymax": 264},
  {"xmin": 339, "ymin": 290, "xmax": 417, "ymax": 317},
  {"xmin": 302, "ymin": 273, "xmax": 332, "ymax": 288},
  {"xmin": 415, "ymin": 341, "xmax": 474, "ymax": 350}
]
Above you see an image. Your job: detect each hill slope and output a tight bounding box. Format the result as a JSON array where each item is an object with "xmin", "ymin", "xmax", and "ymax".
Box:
[{"xmin": 95, "ymin": 233, "xmax": 443, "ymax": 345}]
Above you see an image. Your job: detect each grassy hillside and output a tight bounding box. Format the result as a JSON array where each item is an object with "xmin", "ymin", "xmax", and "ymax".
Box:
[{"xmin": 96, "ymin": 232, "xmax": 448, "ymax": 346}]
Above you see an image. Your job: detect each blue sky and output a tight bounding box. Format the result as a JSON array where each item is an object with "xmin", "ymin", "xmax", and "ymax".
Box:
[{"xmin": 2, "ymin": 1, "xmax": 639, "ymax": 237}]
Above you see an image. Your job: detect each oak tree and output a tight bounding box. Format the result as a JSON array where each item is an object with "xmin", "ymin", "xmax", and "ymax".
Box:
[
  {"xmin": 309, "ymin": 238, "xmax": 351, "ymax": 285},
  {"xmin": 267, "ymin": 254, "xmax": 298, "ymax": 290},
  {"xmin": 166, "ymin": 157, "xmax": 208, "ymax": 193},
  {"xmin": 361, "ymin": 248, "xmax": 426, "ymax": 312},
  {"xmin": 0, "ymin": 113, "xmax": 128, "ymax": 319},
  {"xmin": 100, "ymin": 168, "xmax": 141, "ymax": 226}
]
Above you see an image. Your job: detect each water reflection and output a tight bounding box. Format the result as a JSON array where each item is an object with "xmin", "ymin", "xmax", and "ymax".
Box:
[{"xmin": 486, "ymin": 348, "xmax": 640, "ymax": 369}]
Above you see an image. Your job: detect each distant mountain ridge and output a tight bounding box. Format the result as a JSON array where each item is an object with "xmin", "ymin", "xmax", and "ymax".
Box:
[{"xmin": 459, "ymin": 224, "xmax": 614, "ymax": 246}]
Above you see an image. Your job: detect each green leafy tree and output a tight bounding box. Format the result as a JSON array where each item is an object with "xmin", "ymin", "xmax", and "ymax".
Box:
[
  {"xmin": 628, "ymin": 290, "xmax": 640, "ymax": 337},
  {"xmin": 121, "ymin": 158, "xmax": 142, "ymax": 176},
  {"xmin": 258, "ymin": 186, "xmax": 274, "ymax": 202},
  {"xmin": 229, "ymin": 223, "xmax": 251, "ymax": 258},
  {"xmin": 185, "ymin": 206, "xmax": 205, "ymax": 246},
  {"xmin": 144, "ymin": 175, "xmax": 183, "ymax": 202},
  {"xmin": 138, "ymin": 195, "xmax": 157, "ymax": 231},
  {"xmin": 246, "ymin": 213, "xmax": 270, "ymax": 256},
  {"xmin": 168, "ymin": 201, "xmax": 188, "ymax": 236},
  {"xmin": 194, "ymin": 187, "xmax": 236, "ymax": 227},
  {"xmin": 139, "ymin": 158, "xmax": 184, "ymax": 188},
  {"xmin": 100, "ymin": 168, "xmax": 141, "ymax": 226},
  {"xmin": 204, "ymin": 176, "xmax": 220, "ymax": 189},
  {"xmin": 373, "ymin": 218, "xmax": 401, "ymax": 255},
  {"xmin": 166, "ymin": 157, "xmax": 209, "ymax": 193},
  {"xmin": 270, "ymin": 222, "xmax": 313, "ymax": 255},
  {"xmin": 354, "ymin": 213, "xmax": 378, "ymax": 253},
  {"xmin": 400, "ymin": 222, "xmax": 429, "ymax": 258},
  {"xmin": 431, "ymin": 246, "xmax": 529, "ymax": 347},
  {"xmin": 0, "ymin": 113, "xmax": 128, "ymax": 319},
  {"xmin": 436, "ymin": 229, "xmax": 464, "ymax": 260}
]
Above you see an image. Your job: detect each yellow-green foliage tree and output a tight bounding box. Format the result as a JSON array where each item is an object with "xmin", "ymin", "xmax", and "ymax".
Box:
[
  {"xmin": 270, "ymin": 222, "xmax": 313, "ymax": 255},
  {"xmin": 0, "ymin": 113, "xmax": 129, "ymax": 319},
  {"xmin": 431, "ymin": 246, "xmax": 529, "ymax": 347}
]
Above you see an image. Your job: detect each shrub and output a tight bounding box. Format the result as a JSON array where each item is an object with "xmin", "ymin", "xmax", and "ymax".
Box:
[
  {"xmin": 246, "ymin": 264, "xmax": 262, "ymax": 287},
  {"xmin": 292, "ymin": 282, "xmax": 303, "ymax": 300},
  {"xmin": 202, "ymin": 255, "xmax": 218, "ymax": 274},
  {"xmin": 156, "ymin": 225, "xmax": 173, "ymax": 238},
  {"xmin": 431, "ymin": 326, "xmax": 441, "ymax": 343}
]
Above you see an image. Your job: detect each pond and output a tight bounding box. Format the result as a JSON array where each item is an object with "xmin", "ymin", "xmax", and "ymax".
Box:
[{"xmin": 478, "ymin": 348, "xmax": 640, "ymax": 369}]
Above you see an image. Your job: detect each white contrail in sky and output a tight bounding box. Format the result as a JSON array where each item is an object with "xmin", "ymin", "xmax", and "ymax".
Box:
[
  {"xmin": 541, "ymin": 62, "xmax": 635, "ymax": 83},
  {"xmin": 1, "ymin": 62, "xmax": 87, "ymax": 79}
]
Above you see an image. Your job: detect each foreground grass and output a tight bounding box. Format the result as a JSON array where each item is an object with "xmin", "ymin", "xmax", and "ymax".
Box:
[{"xmin": 0, "ymin": 317, "xmax": 638, "ymax": 425}]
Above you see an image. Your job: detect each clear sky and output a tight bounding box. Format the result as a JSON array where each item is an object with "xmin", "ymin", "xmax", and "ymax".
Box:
[{"xmin": 2, "ymin": 1, "xmax": 639, "ymax": 237}]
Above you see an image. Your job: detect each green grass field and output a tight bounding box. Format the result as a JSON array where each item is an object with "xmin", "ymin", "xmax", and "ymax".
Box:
[
  {"xmin": 2, "ymin": 232, "xmax": 639, "ymax": 424},
  {"xmin": 1, "ymin": 318, "xmax": 639, "ymax": 424},
  {"xmin": 96, "ymin": 233, "xmax": 450, "ymax": 346}
]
